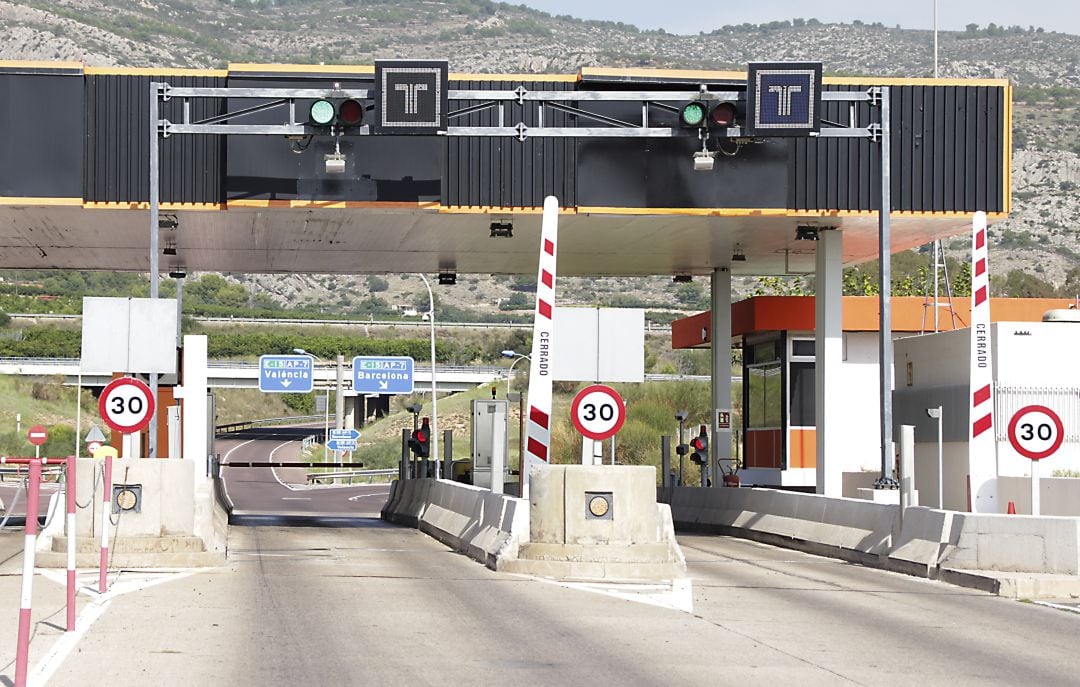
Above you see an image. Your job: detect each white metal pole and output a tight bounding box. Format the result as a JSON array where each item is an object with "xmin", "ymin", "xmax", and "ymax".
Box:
[
  {"xmin": 1031, "ymin": 461, "xmax": 1040, "ymax": 516},
  {"xmin": 419, "ymin": 274, "xmax": 439, "ymax": 476},
  {"xmin": 936, "ymin": 407, "xmax": 944, "ymax": 508},
  {"xmin": 933, "ymin": 0, "xmax": 939, "ymax": 79}
]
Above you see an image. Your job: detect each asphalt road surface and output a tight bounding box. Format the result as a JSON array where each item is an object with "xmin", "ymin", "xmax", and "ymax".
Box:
[
  {"xmin": 9, "ymin": 526, "xmax": 1073, "ymax": 686},
  {"xmin": 218, "ymin": 427, "xmax": 391, "ymax": 524}
]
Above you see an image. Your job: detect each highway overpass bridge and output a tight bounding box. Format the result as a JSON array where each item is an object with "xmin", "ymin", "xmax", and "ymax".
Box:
[{"xmin": 0, "ymin": 357, "xmax": 506, "ymax": 392}]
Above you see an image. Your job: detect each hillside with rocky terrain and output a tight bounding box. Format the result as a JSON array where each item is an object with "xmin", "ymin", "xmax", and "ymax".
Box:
[{"xmin": 1, "ymin": 0, "xmax": 1077, "ymax": 310}]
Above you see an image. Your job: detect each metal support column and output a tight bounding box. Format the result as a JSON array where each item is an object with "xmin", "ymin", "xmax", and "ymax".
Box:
[
  {"xmin": 710, "ymin": 267, "xmax": 732, "ymax": 484},
  {"xmin": 148, "ymin": 82, "xmax": 161, "ymax": 458},
  {"xmin": 815, "ymin": 229, "xmax": 843, "ymax": 496},
  {"xmin": 875, "ymin": 87, "xmax": 898, "ymax": 489}
]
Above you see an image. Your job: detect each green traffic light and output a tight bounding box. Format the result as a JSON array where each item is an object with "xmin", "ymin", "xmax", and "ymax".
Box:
[
  {"xmin": 680, "ymin": 102, "xmax": 707, "ymax": 127},
  {"xmin": 309, "ymin": 99, "xmax": 335, "ymax": 126}
]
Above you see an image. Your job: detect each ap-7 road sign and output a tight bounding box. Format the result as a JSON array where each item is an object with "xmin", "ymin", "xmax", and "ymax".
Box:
[
  {"xmin": 353, "ymin": 356, "xmax": 414, "ymax": 394},
  {"xmin": 259, "ymin": 355, "xmax": 314, "ymax": 393}
]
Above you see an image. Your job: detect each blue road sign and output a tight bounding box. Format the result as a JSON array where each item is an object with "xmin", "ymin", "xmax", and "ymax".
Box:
[
  {"xmin": 353, "ymin": 356, "xmax": 414, "ymax": 394},
  {"xmin": 746, "ymin": 62, "xmax": 822, "ymax": 137},
  {"xmin": 329, "ymin": 428, "xmax": 361, "ymax": 442},
  {"xmin": 259, "ymin": 354, "xmax": 314, "ymax": 393},
  {"xmin": 326, "ymin": 438, "xmax": 358, "ymax": 452}
]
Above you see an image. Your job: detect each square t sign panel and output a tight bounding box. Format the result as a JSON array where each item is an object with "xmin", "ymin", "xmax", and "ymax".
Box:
[
  {"xmin": 374, "ymin": 60, "xmax": 448, "ymax": 135},
  {"xmin": 745, "ymin": 62, "xmax": 822, "ymax": 137}
]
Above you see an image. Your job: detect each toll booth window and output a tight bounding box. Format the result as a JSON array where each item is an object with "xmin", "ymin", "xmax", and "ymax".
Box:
[
  {"xmin": 748, "ymin": 340, "xmax": 777, "ymax": 365},
  {"xmin": 747, "ymin": 362, "xmax": 782, "ymax": 428},
  {"xmin": 791, "ymin": 339, "xmax": 815, "ymax": 357},
  {"xmin": 789, "ymin": 361, "xmax": 816, "ymax": 427}
]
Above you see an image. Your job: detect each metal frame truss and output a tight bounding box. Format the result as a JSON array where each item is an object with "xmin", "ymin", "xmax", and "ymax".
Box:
[{"xmin": 155, "ymin": 83, "xmax": 881, "ymax": 142}]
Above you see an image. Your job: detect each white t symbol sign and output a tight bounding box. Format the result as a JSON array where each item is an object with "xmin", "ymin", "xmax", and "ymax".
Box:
[
  {"xmin": 768, "ymin": 84, "xmax": 803, "ymax": 117},
  {"xmin": 395, "ymin": 83, "xmax": 429, "ymax": 115}
]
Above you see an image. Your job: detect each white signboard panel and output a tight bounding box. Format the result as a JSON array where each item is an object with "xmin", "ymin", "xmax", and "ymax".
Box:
[
  {"xmin": 552, "ymin": 308, "xmax": 644, "ymax": 383},
  {"xmin": 81, "ymin": 297, "xmax": 178, "ymax": 375}
]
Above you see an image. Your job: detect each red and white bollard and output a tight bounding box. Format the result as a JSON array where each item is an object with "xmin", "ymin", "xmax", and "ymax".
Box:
[
  {"xmin": 14, "ymin": 458, "xmax": 41, "ymax": 687},
  {"xmin": 99, "ymin": 455, "xmax": 112, "ymax": 595},
  {"xmin": 65, "ymin": 455, "xmax": 76, "ymax": 631}
]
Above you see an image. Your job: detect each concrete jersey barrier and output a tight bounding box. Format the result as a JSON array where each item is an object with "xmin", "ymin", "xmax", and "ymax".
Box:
[
  {"xmin": 662, "ymin": 486, "xmax": 1080, "ymax": 578},
  {"xmin": 382, "ymin": 478, "xmax": 527, "ymax": 570}
]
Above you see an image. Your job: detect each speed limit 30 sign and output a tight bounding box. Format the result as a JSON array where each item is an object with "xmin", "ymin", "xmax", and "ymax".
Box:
[
  {"xmin": 570, "ymin": 384, "xmax": 626, "ymax": 441},
  {"xmin": 1007, "ymin": 405, "xmax": 1064, "ymax": 461},
  {"xmin": 99, "ymin": 377, "xmax": 156, "ymax": 434}
]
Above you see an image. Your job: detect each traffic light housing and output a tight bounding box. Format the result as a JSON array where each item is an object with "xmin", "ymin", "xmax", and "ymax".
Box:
[
  {"xmin": 690, "ymin": 425, "xmax": 709, "ymax": 465},
  {"xmin": 309, "ymin": 98, "xmax": 365, "ymax": 127},
  {"xmin": 408, "ymin": 417, "xmax": 431, "ymax": 459},
  {"xmin": 679, "ymin": 100, "xmax": 741, "ymax": 131}
]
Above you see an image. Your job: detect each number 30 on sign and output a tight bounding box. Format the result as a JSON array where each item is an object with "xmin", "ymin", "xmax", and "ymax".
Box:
[
  {"xmin": 570, "ymin": 384, "xmax": 626, "ymax": 441},
  {"xmin": 99, "ymin": 377, "xmax": 156, "ymax": 434}
]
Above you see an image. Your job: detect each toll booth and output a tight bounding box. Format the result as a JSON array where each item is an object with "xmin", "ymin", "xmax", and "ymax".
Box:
[
  {"xmin": 894, "ymin": 315, "xmax": 1080, "ymax": 514},
  {"xmin": 673, "ymin": 296, "xmax": 1077, "ymax": 491}
]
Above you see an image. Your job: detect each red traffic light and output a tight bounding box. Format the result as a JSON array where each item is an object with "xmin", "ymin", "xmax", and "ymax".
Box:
[
  {"xmin": 710, "ymin": 102, "xmax": 737, "ymax": 128},
  {"xmin": 337, "ymin": 98, "xmax": 365, "ymax": 126}
]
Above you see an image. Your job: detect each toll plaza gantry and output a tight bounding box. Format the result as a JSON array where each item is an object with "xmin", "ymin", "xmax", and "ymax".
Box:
[{"xmin": 0, "ymin": 60, "xmax": 1010, "ymax": 494}]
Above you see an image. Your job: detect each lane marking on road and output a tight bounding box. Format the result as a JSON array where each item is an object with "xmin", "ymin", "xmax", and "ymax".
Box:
[
  {"xmin": 280, "ymin": 497, "xmax": 312, "ymax": 501},
  {"xmin": 32, "ymin": 569, "xmax": 200, "ymax": 685},
  {"xmin": 1034, "ymin": 600, "xmax": 1080, "ymax": 615},
  {"xmin": 526, "ymin": 575, "xmax": 694, "ymax": 614},
  {"xmin": 219, "ymin": 437, "xmax": 260, "ymax": 509},
  {"xmin": 348, "ymin": 490, "xmax": 391, "ymax": 501},
  {"xmin": 269, "ymin": 439, "xmax": 302, "ymax": 491}
]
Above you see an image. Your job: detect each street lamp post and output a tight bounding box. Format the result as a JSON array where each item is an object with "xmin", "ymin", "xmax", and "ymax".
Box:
[
  {"xmin": 294, "ymin": 348, "xmax": 331, "ymax": 461},
  {"xmin": 417, "ymin": 275, "xmax": 439, "ymax": 476},
  {"xmin": 502, "ymin": 350, "xmax": 530, "ymax": 496},
  {"xmin": 501, "ymin": 350, "xmax": 531, "ymax": 395},
  {"xmin": 928, "ymin": 406, "xmax": 944, "ymax": 508}
]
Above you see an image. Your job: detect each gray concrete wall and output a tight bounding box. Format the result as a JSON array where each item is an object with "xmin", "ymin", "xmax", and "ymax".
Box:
[
  {"xmin": 531, "ymin": 465, "xmax": 660, "ymax": 546},
  {"xmin": 663, "ymin": 486, "xmax": 1080, "ymax": 576},
  {"xmin": 997, "ymin": 476, "xmax": 1080, "ymax": 517},
  {"xmin": 70, "ymin": 458, "xmax": 195, "ymax": 537}
]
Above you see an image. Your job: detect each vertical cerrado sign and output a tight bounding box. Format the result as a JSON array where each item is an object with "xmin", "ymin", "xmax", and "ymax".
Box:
[{"xmin": 373, "ymin": 60, "xmax": 449, "ymax": 135}]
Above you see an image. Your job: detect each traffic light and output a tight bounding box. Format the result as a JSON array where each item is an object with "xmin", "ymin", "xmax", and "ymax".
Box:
[
  {"xmin": 679, "ymin": 100, "xmax": 741, "ymax": 131},
  {"xmin": 309, "ymin": 98, "xmax": 365, "ymax": 127},
  {"xmin": 408, "ymin": 417, "xmax": 431, "ymax": 459},
  {"xmin": 690, "ymin": 425, "xmax": 709, "ymax": 465}
]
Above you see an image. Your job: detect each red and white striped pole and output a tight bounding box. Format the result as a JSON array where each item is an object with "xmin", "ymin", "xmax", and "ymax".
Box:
[
  {"xmin": 521, "ymin": 196, "xmax": 560, "ymax": 499},
  {"xmin": 99, "ymin": 454, "xmax": 112, "ymax": 594},
  {"xmin": 65, "ymin": 455, "xmax": 76, "ymax": 631},
  {"xmin": 14, "ymin": 458, "xmax": 42, "ymax": 687}
]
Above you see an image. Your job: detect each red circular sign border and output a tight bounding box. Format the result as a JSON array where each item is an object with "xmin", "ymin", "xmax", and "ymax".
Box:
[
  {"xmin": 1007, "ymin": 404, "xmax": 1064, "ymax": 461},
  {"xmin": 570, "ymin": 384, "xmax": 626, "ymax": 441},
  {"xmin": 27, "ymin": 424, "xmax": 49, "ymax": 446},
  {"xmin": 98, "ymin": 377, "xmax": 156, "ymax": 434}
]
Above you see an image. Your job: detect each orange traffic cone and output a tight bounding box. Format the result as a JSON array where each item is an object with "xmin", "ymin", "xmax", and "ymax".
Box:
[{"xmin": 1007, "ymin": 501, "xmax": 1016, "ymax": 515}]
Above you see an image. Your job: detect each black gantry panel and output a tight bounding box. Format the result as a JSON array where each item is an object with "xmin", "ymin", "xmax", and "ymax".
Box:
[
  {"xmin": 0, "ymin": 70, "xmax": 84, "ymax": 199},
  {"xmin": 790, "ymin": 84, "xmax": 1006, "ymax": 213},
  {"xmin": 84, "ymin": 74, "xmax": 226, "ymax": 204},
  {"xmin": 224, "ymin": 74, "xmax": 442, "ymax": 203},
  {"xmin": 443, "ymin": 79, "xmax": 576, "ymax": 208}
]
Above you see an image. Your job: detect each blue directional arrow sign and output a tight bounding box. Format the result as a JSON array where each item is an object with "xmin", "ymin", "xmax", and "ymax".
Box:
[
  {"xmin": 329, "ymin": 428, "xmax": 361, "ymax": 442},
  {"xmin": 326, "ymin": 438, "xmax": 358, "ymax": 452},
  {"xmin": 353, "ymin": 356, "xmax": 414, "ymax": 394},
  {"xmin": 259, "ymin": 354, "xmax": 314, "ymax": 393}
]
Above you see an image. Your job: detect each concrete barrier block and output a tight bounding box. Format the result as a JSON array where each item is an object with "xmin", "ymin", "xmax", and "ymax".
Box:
[
  {"xmin": 890, "ymin": 507, "xmax": 950, "ymax": 571},
  {"xmin": 530, "ymin": 465, "xmax": 566, "ymax": 544}
]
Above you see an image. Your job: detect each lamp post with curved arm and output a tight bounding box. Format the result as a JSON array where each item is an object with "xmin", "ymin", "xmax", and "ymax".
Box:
[
  {"xmin": 501, "ymin": 350, "xmax": 531, "ymax": 395},
  {"xmin": 418, "ymin": 274, "xmax": 439, "ymax": 475}
]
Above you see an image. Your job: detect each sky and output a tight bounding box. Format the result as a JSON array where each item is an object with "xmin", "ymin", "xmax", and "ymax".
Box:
[{"xmin": 517, "ymin": 0, "xmax": 1080, "ymax": 36}]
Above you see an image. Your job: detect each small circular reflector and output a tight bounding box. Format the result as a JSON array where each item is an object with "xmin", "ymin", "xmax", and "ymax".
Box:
[
  {"xmin": 338, "ymin": 99, "xmax": 364, "ymax": 126},
  {"xmin": 680, "ymin": 102, "xmax": 707, "ymax": 127},
  {"xmin": 309, "ymin": 99, "xmax": 335, "ymax": 125},
  {"xmin": 710, "ymin": 102, "xmax": 737, "ymax": 128}
]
